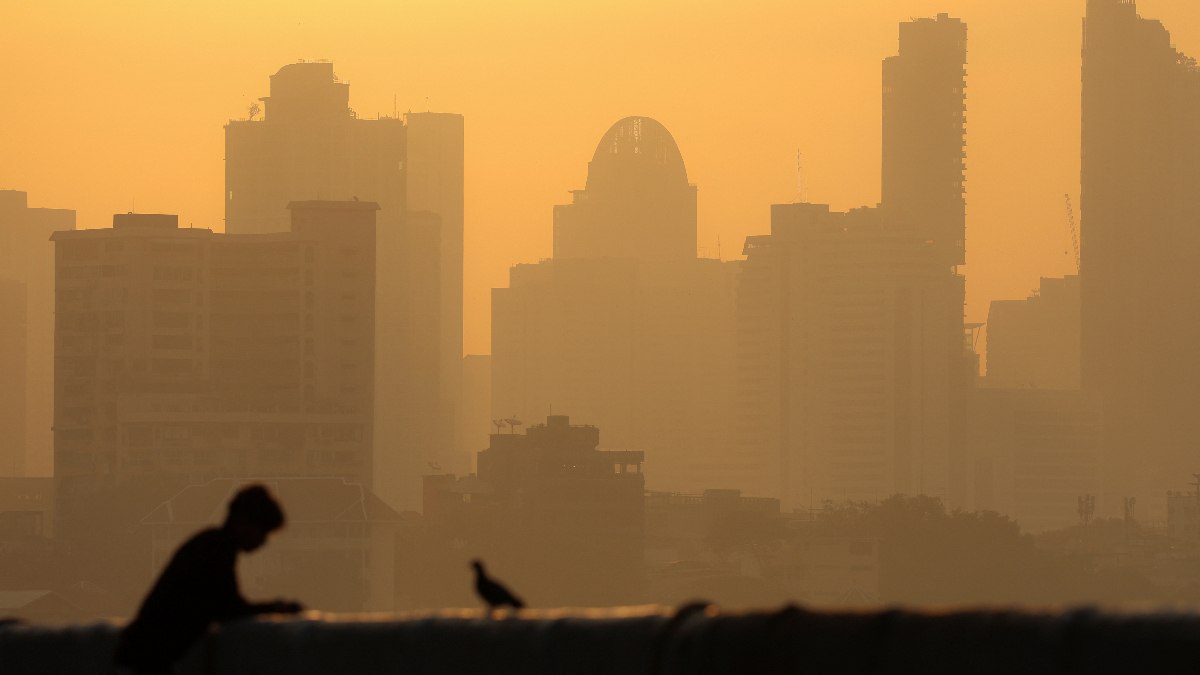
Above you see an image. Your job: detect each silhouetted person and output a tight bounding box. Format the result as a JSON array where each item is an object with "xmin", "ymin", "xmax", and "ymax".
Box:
[
  {"xmin": 471, "ymin": 559, "xmax": 525, "ymax": 611},
  {"xmin": 112, "ymin": 484, "xmax": 303, "ymax": 675}
]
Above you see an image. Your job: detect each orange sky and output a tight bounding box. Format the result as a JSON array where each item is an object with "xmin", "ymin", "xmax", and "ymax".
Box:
[{"xmin": 4, "ymin": 1, "xmax": 1200, "ymax": 356}]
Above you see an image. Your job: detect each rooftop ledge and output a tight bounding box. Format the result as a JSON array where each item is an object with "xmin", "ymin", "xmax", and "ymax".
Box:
[{"xmin": 5, "ymin": 605, "xmax": 1200, "ymax": 674}]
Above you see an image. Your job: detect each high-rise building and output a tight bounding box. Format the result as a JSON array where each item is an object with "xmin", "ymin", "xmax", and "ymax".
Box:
[
  {"xmin": 735, "ymin": 16, "xmax": 971, "ymax": 508},
  {"xmin": 882, "ymin": 13, "xmax": 968, "ymax": 267},
  {"xmin": 985, "ymin": 276, "xmax": 1080, "ymax": 390},
  {"xmin": 225, "ymin": 63, "xmax": 464, "ymax": 510},
  {"xmin": 406, "ymin": 113, "xmax": 466, "ymax": 413},
  {"xmin": 225, "ymin": 63, "xmax": 406, "ymax": 234},
  {"xmin": 492, "ymin": 117, "xmax": 740, "ymax": 496},
  {"xmin": 52, "ymin": 202, "xmax": 376, "ymax": 544},
  {"xmin": 1081, "ymin": 0, "xmax": 1200, "ymax": 519},
  {"xmin": 0, "ymin": 190, "xmax": 76, "ymax": 476},
  {"xmin": 738, "ymin": 204, "xmax": 967, "ymax": 507}
]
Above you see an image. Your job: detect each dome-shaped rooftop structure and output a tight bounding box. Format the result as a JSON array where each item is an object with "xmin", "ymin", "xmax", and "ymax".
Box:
[{"xmin": 585, "ymin": 117, "xmax": 689, "ymax": 192}]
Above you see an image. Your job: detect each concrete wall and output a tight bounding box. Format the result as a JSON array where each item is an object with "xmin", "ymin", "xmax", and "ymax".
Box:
[{"xmin": 4, "ymin": 607, "xmax": 1200, "ymax": 674}]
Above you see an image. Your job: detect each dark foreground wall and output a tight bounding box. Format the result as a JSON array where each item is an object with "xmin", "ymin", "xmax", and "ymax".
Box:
[{"xmin": 4, "ymin": 606, "xmax": 1200, "ymax": 674}]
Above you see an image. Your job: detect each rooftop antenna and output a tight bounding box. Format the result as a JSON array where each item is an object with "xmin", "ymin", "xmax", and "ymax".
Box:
[
  {"xmin": 492, "ymin": 419, "xmax": 505, "ymax": 434},
  {"xmin": 796, "ymin": 149, "xmax": 808, "ymax": 203},
  {"xmin": 717, "ymin": 235, "xmax": 722, "ymax": 260},
  {"xmin": 393, "ymin": 94, "xmax": 398, "ymax": 119}
]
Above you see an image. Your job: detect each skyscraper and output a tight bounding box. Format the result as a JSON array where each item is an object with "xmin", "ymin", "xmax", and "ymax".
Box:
[
  {"xmin": 738, "ymin": 204, "xmax": 967, "ymax": 507},
  {"xmin": 882, "ymin": 13, "xmax": 968, "ymax": 267},
  {"xmin": 0, "ymin": 190, "xmax": 76, "ymax": 476},
  {"xmin": 735, "ymin": 16, "xmax": 971, "ymax": 508},
  {"xmin": 492, "ymin": 117, "xmax": 740, "ymax": 495},
  {"xmin": 406, "ymin": 112, "xmax": 466, "ymax": 415},
  {"xmin": 553, "ymin": 116, "xmax": 697, "ymax": 261},
  {"xmin": 225, "ymin": 63, "xmax": 464, "ymax": 510},
  {"xmin": 1081, "ymin": 0, "xmax": 1200, "ymax": 519},
  {"xmin": 225, "ymin": 63, "xmax": 406, "ymax": 234}
]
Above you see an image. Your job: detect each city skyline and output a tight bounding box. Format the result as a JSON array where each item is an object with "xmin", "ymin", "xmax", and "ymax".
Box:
[
  {"xmin": 7, "ymin": 0, "xmax": 1200, "ymax": 631},
  {"xmin": 13, "ymin": 1, "xmax": 1200, "ymax": 357}
]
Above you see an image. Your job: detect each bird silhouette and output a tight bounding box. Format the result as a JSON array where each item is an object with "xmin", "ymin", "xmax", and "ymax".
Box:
[{"xmin": 471, "ymin": 559, "xmax": 525, "ymax": 611}]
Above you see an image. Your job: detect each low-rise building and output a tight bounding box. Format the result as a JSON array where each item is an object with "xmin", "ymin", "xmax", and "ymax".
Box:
[{"xmin": 142, "ymin": 477, "xmax": 401, "ymax": 612}]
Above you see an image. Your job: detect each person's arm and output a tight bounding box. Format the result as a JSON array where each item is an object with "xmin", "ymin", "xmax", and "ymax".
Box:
[
  {"xmin": 211, "ymin": 558, "xmax": 303, "ymax": 618},
  {"xmin": 245, "ymin": 599, "xmax": 304, "ymax": 615},
  {"xmin": 212, "ymin": 561, "xmax": 257, "ymax": 621}
]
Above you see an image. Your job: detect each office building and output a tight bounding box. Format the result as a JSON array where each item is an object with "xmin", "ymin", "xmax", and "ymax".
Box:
[
  {"xmin": 225, "ymin": 62, "xmax": 464, "ymax": 510},
  {"xmin": 52, "ymin": 202, "xmax": 376, "ymax": 544},
  {"xmin": 735, "ymin": 16, "xmax": 972, "ymax": 509},
  {"xmin": 738, "ymin": 204, "xmax": 968, "ymax": 508},
  {"xmin": 882, "ymin": 13, "xmax": 968, "ymax": 267},
  {"xmin": 492, "ymin": 117, "xmax": 740, "ymax": 496},
  {"xmin": 0, "ymin": 191, "xmax": 76, "ymax": 476},
  {"xmin": 1081, "ymin": 0, "xmax": 1200, "ymax": 519}
]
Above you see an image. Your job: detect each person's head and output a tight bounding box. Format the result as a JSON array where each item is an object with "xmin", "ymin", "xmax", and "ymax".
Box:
[
  {"xmin": 470, "ymin": 559, "xmax": 485, "ymax": 574},
  {"xmin": 223, "ymin": 484, "xmax": 285, "ymax": 552}
]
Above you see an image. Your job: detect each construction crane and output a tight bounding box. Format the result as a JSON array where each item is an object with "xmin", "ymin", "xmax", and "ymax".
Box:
[{"xmin": 1064, "ymin": 194, "xmax": 1080, "ymax": 273}]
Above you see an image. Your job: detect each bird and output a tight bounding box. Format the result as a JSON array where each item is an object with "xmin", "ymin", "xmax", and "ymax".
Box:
[{"xmin": 471, "ymin": 559, "xmax": 525, "ymax": 611}]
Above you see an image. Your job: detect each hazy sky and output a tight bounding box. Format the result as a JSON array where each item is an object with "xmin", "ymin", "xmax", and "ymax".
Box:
[{"xmin": 4, "ymin": 0, "xmax": 1199, "ymax": 355}]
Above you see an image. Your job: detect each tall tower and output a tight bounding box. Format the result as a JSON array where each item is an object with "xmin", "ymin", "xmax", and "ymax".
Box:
[
  {"xmin": 493, "ymin": 117, "xmax": 739, "ymax": 496},
  {"xmin": 882, "ymin": 13, "xmax": 968, "ymax": 267},
  {"xmin": 225, "ymin": 64, "xmax": 465, "ymax": 510},
  {"xmin": 225, "ymin": 63, "xmax": 406, "ymax": 235},
  {"xmin": 1080, "ymin": 0, "xmax": 1200, "ymax": 518}
]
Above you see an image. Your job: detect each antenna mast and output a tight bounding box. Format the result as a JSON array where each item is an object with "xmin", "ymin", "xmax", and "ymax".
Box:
[
  {"xmin": 1064, "ymin": 194, "xmax": 1080, "ymax": 273},
  {"xmin": 796, "ymin": 149, "xmax": 807, "ymax": 202}
]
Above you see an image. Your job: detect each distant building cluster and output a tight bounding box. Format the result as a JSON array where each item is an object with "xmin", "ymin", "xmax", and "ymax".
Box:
[{"xmin": 1, "ymin": 0, "xmax": 1199, "ymax": 617}]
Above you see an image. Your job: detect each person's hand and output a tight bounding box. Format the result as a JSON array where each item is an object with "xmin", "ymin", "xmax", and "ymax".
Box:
[{"xmin": 265, "ymin": 599, "xmax": 304, "ymax": 614}]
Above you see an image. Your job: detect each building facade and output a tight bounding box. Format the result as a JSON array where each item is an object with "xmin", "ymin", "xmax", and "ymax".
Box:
[
  {"xmin": 985, "ymin": 276, "xmax": 1080, "ymax": 390},
  {"xmin": 492, "ymin": 117, "xmax": 740, "ymax": 496},
  {"xmin": 414, "ymin": 415, "xmax": 645, "ymax": 607},
  {"xmin": 52, "ymin": 203, "xmax": 376, "ymax": 545},
  {"xmin": 881, "ymin": 13, "xmax": 968, "ymax": 267},
  {"xmin": 225, "ymin": 63, "xmax": 464, "ymax": 511},
  {"xmin": 143, "ymin": 478, "xmax": 401, "ymax": 612},
  {"xmin": 738, "ymin": 204, "xmax": 969, "ymax": 508},
  {"xmin": 966, "ymin": 389, "xmax": 1102, "ymax": 532},
  {"xmin": 1081, "ymin": 0, "xmax": 1200, "ymax": 520},
  {"xmin": 0, "ymin": 190, "xmax": 76, "ymax": 476},
  {"xmin": 735, "ymin": 16, "xmax": 971, "ymax": 509}
]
